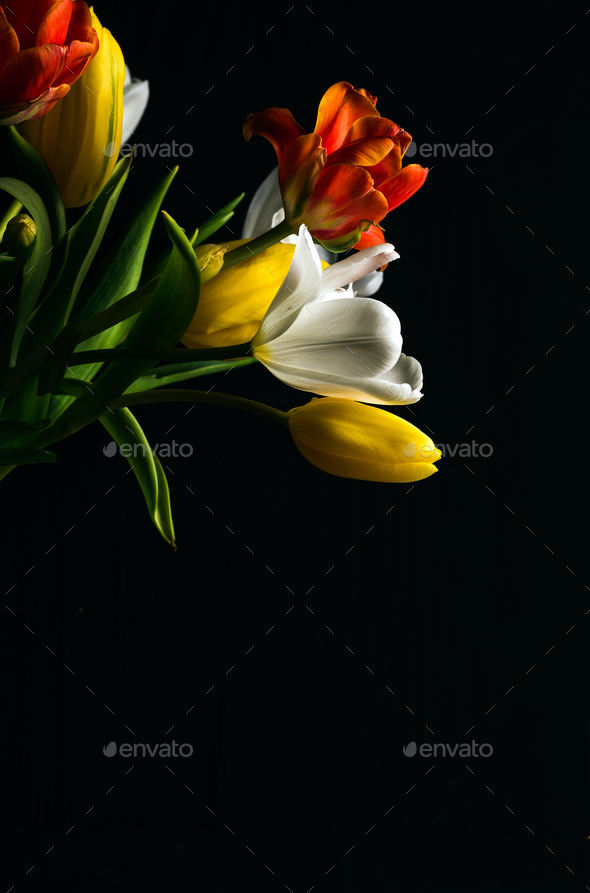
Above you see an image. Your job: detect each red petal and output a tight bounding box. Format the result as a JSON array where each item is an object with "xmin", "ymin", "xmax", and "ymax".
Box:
[
  {"xmin": 379, "ymin": 164, "xmax": 428, "ymax": 211},
  {"xmin": 278, "ymin": 132, "xmax": 326, "ymax": 222},
  {"xmin": 304, "ymin": 164, "xmax": 389, "ymax": 240},
  {"xmin": 51, "ymin": 35, "xmax": 97, "ymax": 87},
  {"xmin": 314, "ymin": 81, "xmax": 380, "ymax": 154},
  {"xmin": 17, "ymin": 0, "xmax": 63, "ymax": 49},
  {"xmin": 63, "ymin": 1, "xmax": 95, "ymax": 46},
  {"xmin": 357, "ymin": 87, "xmax": 378, "ymax": 106},
  {"xmin": 326, "ymin": 136, "xmax": 394, "ymax": 168},
  {"xmin": 3, "ymin": 0, "xmax": 36, "ymax": 43},
  {"xmin": 36, "ymin": 0, "xmax": 72, "ymax": 47},
  {"xmin": 0, "ymin": 9, "xmax": 19, "ymax": 72},
  {"xmin": 243, "ymin": 106, "xmax": 306, "ymax": 160},
  {"xmin": 0, "ymin": 43, "xmax": 66, "ymax": 103}
]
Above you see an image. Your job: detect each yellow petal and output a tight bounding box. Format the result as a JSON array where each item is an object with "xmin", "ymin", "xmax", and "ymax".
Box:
[
  {"xmin": 19, "ymin": 9, "xmax": 125, "ymax": 208},
  {"xmin": 182, "ymin": 239, "xmax": 328, "ymax": 349}
]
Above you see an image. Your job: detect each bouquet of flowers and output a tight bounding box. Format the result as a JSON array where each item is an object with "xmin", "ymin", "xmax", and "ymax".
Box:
[{"xmin": 0, "ymin": 1, "xmax": 440, "ymax": 547}]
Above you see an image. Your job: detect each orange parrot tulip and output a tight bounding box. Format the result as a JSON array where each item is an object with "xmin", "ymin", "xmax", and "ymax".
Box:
[
  {"xmin": 0, "ymin": 0, "xmax": 98, "ymax": 126},
  {"xmin": 243, "ymin": 81, "xmax": 428, "ymax": 252}
]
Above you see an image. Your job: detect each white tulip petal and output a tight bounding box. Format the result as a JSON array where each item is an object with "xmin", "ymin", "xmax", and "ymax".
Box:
[
  {"xmin": 320, "ymin": 243, "xmax": 399, "ymax": 293},
  {"xmin": 122, "ymin": 76, "xmax": 150, "ymax": 138},
  {"xmin": 383, "ymin": 352, "xmax": 423, "ymax": 392},
  {"xmin": 252, "ymin": 225, "xmax": 323, "ymax": 345},
  {"xmin": 124, "ymin": 65, "xmax": 132, "ymax": 87},
  {"xmin": 254, "ymin": 361, "xmax": 423, "ymax": 404},
  {"xmin": 242, "ymin": 167, "xmax": 283, "ymax": 239},
  {"xmin": 256, "ymin": 296, "xmax": 402, "ymax": 377},
  {"xmin": 353, "ymin": 270, "xmax": 384, "ymax": 297}
]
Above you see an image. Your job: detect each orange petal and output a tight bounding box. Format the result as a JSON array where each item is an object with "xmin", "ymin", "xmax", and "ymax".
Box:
[
  {"xmin": 344, "ymin": 115, "xmax": 405, "ymax": 143},
  {"xmin": 278, "ymin": 132, "xmax": 326, "ymax": 223},
  {"xmin": 357, "ymin": 87, "xmax": 378, "ymax": 106},
  {"xmin": 36, "ymin": 0, "xmax": 72, "ymax": 47},
  {"xmin": 326, "ymin": 136, "xmax": 394, "ymax": 168},
  {"xmin": 314, "ymin": 81, "xmax": 380, "ymax": 154},
  {"xmin": 0, "ymin": 9, "xmax": 19, "ymax": 71},
  {"xmin": 243, "ymin": 106, "xmax": 306, "ymax": 160},
  {"xmin": 379, "ymin": 165, "xmax": 428, "ymax": 211},
  {"xmin": 51, "ymin": 35, "xmax": 97, "ymax": 87},
  {"xmin": 354, "ymin": 226, "xmax": 386, "ymax": 249},
  {"xmin": 364, "ymin": 142, "xmax": 404, "ymax": 188},
  {"xmin": 64, "ymin": 0, "xmax": 95, "ymax": 44},
  {"xmin": 305, "ymin": 164, "xmax": 389, "ymax": 240}
]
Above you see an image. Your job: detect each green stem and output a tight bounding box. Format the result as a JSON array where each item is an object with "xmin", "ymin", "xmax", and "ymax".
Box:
[
  {"xmin": 221, "ymin": 219, "xmax": 294, "ymax": 270},
  {"xmin": 115, "ymin": 388, "xmax": 289, "ymax": 427},
  {"xmin": 69, "ymin": 343, "xmax": 253, "ymax": 366},
  {"xmin": 0, "ymin": 198, "xmax": 22, "ymax": 242}
]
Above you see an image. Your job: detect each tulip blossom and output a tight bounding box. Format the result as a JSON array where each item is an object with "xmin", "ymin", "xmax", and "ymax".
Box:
[
  {"xmin": 250, "ymin": 225, "xmax": 423, "ymax": 405},
  {"xmin": 0, "ymin": 0, "xmax": 98, "ymax": 126},
  {"xmin": 19, "ymin": 9, "xmax": 125, "ymax": 208},
  {"xmin": 243, "ymin": 167, "xmax": 385, "ymax": 297},
  {"xmin": 243, "ymin": 80, "xmax": 428, "ymax": 252},
  {"xmin": 181, "ymin": 240, "xmax": 330, "ymax": 350},
  {"xmin": 288, "ymin": 398, "xmax": 441, "ymax": 483}
]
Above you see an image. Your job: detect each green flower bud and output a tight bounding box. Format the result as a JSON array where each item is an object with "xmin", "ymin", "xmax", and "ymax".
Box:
[{"xmin": 2, "ymin": 214, "xmax": 37, "ymax": 258}]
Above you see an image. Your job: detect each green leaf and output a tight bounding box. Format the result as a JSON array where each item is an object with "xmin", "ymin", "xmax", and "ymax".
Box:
[
  {"xmin": 124, "ymin": 357, "xmax": 257, "ymax": 392},
  {"xmin": 6, "ymin": 126, "xmax": 66, "ymax": 296},
  {"xmin": 23, "ymin": 154, "xmax": 132, "ymax": 352},
  {"xmin": 25, "ymin": 211, "xmax": 201, "ymax": 449},
  {"xmin": 0, "ymin": 177, "xmax": 52, "ymax": 372},
  {"xmin": 193, "ymin": 193, "xmax": 245, "ymax": 245},
  {"xmin": 138, "ymin": 225, "xmax": 199, "ymax": 288},
  {"xmin": 37, "ymin": 323, "xmax": 83, "ymax": 396},
  {"xmin": 98, "ymin": 404, "xmax": 175, "ymax": 547},
  {"xmin": 0, "ymin": 446, "xmax": 55, "ymax": 464},
  {"xmin": 0, "ymin": 417, "xmax": 49, "ymax": 446}
]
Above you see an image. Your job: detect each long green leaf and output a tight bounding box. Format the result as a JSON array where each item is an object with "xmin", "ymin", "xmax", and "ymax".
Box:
[
  {"xmin": 0, "ymin": 446, "xmax": 55, "ymax": 464},
  {"xmin": 193, "ymin": 193, "xmax": 245, "ymax": 245},
  {"xmin": 124, "ymin": 357, "xmax": 256, "ymax": 392},
  {"xmin": 98, "ymin": 404, "xmax": 175, "ymax": 548},
  {"xmin": 23, "ymin": 154, "xmax": 132, "ymax": 352},
  {"xmin": 0, "ymin": 177, "xmax": 52, "ymax": 373},
  {"xmin": 25, "ymin": 211, "xmax": 201, "ymax": 449}
]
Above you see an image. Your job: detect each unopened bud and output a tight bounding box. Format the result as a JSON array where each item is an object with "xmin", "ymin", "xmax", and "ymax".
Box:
[
  {"xmin": 194, "ymin": 242, "xmax": 229, "ymax": 283},
  {"xmin": 2, "ymin": 213, "xmax": 37, "ymax": 257}
]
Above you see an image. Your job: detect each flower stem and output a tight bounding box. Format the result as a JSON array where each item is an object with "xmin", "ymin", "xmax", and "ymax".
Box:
[
  {"xmin": 221, "ymin": 219, "xmax": 294, "ymax": 269},
  {"xmin": 70, "ymin": 343, "xmax": 253, "ymax": 366},
  {"xmin": 114, "ymin": 388, "xmax": 290, "ymax": 426}
]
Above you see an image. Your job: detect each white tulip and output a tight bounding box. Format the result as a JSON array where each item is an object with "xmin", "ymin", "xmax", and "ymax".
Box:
[
  {"xmin": 121, "ymin": 65, "xmax": 150, "ymax": 141},
  {"xmin": 251, "ymin": 225, "xmax": 423, "ymax": 405},
  {"xmin": 242, "ymin": 168, "xmax": 385, "ymax": 298}
]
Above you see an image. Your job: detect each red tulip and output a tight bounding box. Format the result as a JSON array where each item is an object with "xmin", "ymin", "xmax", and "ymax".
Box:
[
  {"xmin": 0, "ymin": 0, "xmax": 98, "ymax": 126},
  {"xmin": 243, "ymin": 81, "xmax": 428, "ymax": 252}
]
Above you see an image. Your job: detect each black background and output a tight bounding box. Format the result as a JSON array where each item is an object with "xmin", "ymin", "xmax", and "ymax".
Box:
[{"xmin": 3, "ymin": 1, "xmax": 590, "ymax": 890}]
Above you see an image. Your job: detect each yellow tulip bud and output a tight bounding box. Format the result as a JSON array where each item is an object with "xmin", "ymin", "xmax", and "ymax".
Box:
[
  {"xmin": 287, "ymin": 398, "xmax": 441, "ymax": 483},
  {"xmin": 181, "ymin": 239, "xmax": 328, "ymax": 349},
  {"xmin": 18, "ymin": 9, "xmax": 125, "ymax": 208},
  {"xmin": 194, "ymin": 243, "xmax": 229, "ymax": 283},
  {"xmin": 2, "ymin": 214, "xmax": 37, "ymax": 257}
]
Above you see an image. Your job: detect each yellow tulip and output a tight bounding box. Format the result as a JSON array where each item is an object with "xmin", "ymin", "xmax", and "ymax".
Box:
[
  {"xmin": 19, "ymin": 9, "xmax": 125, "ymax": 208},
  {"xmin": 182, "ymin": 239, "xmax": 329, "ymax": 349},
  {"xmin": 287, "ymin": 398, "xmax": 441, "ymax": 483}
]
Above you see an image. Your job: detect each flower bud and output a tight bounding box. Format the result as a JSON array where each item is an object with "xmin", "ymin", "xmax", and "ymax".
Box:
[
  {"xmin": 194, "ymin": 243, "xmax": 229, "ymax": 283},
  {"xmin": 2, "ymin": 214, "xmax": 37, "ymax": 257},
  {"xmin": 287, "ymin": 397, "xmax": 441, "ymax": 483}
]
